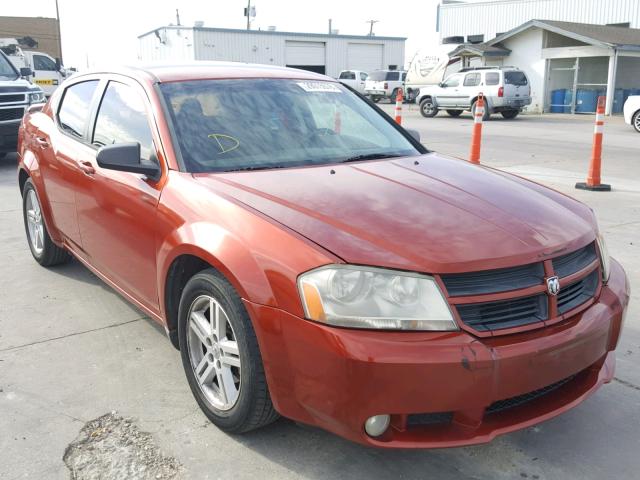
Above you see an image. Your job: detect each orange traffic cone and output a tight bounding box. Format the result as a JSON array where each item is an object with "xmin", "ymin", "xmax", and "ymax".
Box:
[
  {"xmin": 469, "ymin": 93, "xmax": 485, "ymax": 164},
  {"xmin": 576, "ymin": 96, "xmax": 611, "ymax": 191},
  {"xmin": 394, "ymin": 89, "xmax": 403, "ymax": 125}
]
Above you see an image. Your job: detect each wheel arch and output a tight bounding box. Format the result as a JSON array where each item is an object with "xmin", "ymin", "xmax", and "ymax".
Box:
[{"xmin": 158, "ymin": 225, "xmax": 278, "ymax": 350}]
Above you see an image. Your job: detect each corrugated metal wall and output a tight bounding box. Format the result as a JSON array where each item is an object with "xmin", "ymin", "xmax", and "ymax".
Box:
[
  {"xmin": 139, "ymin": 28, "xmax": 404, "ymax": 78},
  {"xmin": 440, "ymin": 0, "xmax": 640, "ymax": 41}
]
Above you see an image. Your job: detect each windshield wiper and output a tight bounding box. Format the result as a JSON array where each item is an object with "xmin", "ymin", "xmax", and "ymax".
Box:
[
  {"xmin": 340, "ymin": 153, "xmax": 404, "ymax": 163},
  {"xmin": 223, "ymin": 164, "xmax": 288, "ymax": 172}
]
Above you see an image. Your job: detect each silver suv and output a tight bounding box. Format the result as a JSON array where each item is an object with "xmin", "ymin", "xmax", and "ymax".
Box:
[{"xmin": 416, "ymin": 67, "xmax": 531, "ymax": 119}]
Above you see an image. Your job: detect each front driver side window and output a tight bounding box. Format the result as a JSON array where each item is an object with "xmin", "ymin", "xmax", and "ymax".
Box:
[
  {"xmin": 93, "ymin": 82, "xmax": 155, "ymax": 162},
  {"xmin": 443, "ymin": 75, "xmax": 460, "ymax": 88}
]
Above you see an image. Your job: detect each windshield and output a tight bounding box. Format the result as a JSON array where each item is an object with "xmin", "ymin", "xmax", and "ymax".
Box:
[
  {"xmin": 161, "ymin": 79, "xmax": 421, "ymax": 173},
  {"xmin": 0, "ymin": 52, "xmax": 18, "ymax": 80}
]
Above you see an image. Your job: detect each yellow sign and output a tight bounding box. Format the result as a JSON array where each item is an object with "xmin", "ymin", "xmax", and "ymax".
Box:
[{"xmin": 35, "ymin": 79, "xmax": 54, "ymax": 85}]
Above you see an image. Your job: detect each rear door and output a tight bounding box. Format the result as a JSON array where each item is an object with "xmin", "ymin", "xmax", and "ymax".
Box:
[
  {"xmin": 74, "ymin": 77, "xmax": 164, "ymax": 312},
  {"xmin": 503, "ymin": 71, "xmax": 529, "ymax": 104},
  {"xmin": 459, "ymin": 72, "xmax": 481, "ymax": 108},
  {"xmin": 39, "ymin": 79, "xmax": 100, "ymax": 248}
]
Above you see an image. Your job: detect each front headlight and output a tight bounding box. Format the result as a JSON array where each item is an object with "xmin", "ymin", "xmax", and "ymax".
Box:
[
  {"xmin": 596, "ymin": 233, "xmax": 610, "ymax": 283},
  {"xmin": 29, "ymin": 91, "xmax": 46, "ymax": 104},
  {"xmin": 298, "ymin": 265, "xmax": 458, "ymax": 331}
]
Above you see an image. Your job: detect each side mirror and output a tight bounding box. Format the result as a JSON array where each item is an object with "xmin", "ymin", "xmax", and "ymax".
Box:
[
  {"xmin": 96, "ymin": 143, "xmax": 161, "ymax": 181},
  {"xmin": 439, "ymin": 82, "xmax": 446, "ymax": 88},
  {"xmin": 406, "ymin": 129, "xmax": 421, "ymax": 143},
  {"xmin": 20, "ymin": 67, "xmax": 33, "ymax": 78},
  {"xmin": 55, "ymin": 58, "xmax": 62, "ymax": 71}
]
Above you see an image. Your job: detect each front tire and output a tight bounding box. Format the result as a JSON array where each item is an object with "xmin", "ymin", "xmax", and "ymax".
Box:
[
  {"xmin": 501, "ymin": 110, "xmax": 520, "ymax": 119},
  {"xmin": 633, "ymin": 111, "xmax": 640, "ymax": 133},
  {"xmin": 22, "ymin": 178, "xmax": 70, "ymax": 266},
  {"xmin": 178, "ymin": 268, "xmax": 279, "ymax": 433},
  {"xmin": 419, "ymin": 98, "xmax": 439, "ymax": 118}
]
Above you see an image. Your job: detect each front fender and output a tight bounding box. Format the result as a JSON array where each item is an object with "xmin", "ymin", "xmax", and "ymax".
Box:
[{"xmin": 157, "ymin": 221, "xmax": 277, "ymax": 315}]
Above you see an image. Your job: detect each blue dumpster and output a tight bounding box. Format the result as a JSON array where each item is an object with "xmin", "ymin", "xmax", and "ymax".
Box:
[
  {"xmin": 550, "ymin": 89, "xmax": 566, "ymax": 113},
  {"xmin": 576, "ymin": 89, "xmax": 598, "ymax": 113}
]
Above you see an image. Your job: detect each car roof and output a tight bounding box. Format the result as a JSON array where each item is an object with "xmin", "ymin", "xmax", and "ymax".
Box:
[{"xmin": 78, "ymin": 62, "xmax": 336, "ymax": 84}]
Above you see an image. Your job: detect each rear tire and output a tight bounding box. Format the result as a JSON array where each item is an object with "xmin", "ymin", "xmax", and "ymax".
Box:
[
  {"xmin": 178, "ymin": 268, "xmax": 279, "ymax": 433},
  {"xmin": 22, "ymin": 178, "xmax": 70, "ymax": 267},
  {"xmin": 419, "ymin": 98, "xmax": 439, "ymax": 118},
  {"xmin": 633, "ymin": 111, "xmax": 640, "ymax": 133},
  {"xmin": 390, "ymin": 88, "xmax": 399, "ymax": 103},
  {"xmin": 501, "ymin": 110, "xmax": 520, "ymax": 119},
  {"xmin": 446, "ymin": 110, "xmax": 463, "ymax": 117},
  {"xmin": 472, "ymin": 100, "xmax": 491, "ymax": 121}
]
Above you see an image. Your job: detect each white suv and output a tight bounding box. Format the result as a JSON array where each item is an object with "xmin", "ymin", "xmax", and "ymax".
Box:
[
  {"xmin": 416, "ymin": 67, "xmax": 531, "ymax": 120},
  {"xmin": 364, "ymin": 70, "xmax": 407, "ymax": 103},
  {"xmin": 623, "ymin": 96, "xmax": 640, "ymax": 133}
]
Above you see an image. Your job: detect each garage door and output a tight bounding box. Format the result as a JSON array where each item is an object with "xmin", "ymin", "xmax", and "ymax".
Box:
[
  {"xmin": 347, "ymin": 43, "xmax": 383, "ymax": 72},
  {"xmin": 285, "ymin": 41, "xmax": 326, "ymax": 74}
]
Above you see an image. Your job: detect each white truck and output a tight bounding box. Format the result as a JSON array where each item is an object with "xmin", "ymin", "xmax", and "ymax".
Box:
[
  {"xmin": 0, "ymin": 49, "xmax": 46, "ymax": 159},
  {"xmin": 0, "ymin": 39, "xmax": 68, "ymax": 96},
  {"xmin": 337, "ymin": 70, "xmax": 369, "ymax": 94}
]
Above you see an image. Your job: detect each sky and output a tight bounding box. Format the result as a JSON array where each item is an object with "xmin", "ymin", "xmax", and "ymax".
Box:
[{"xmin": 3, "ymin": 0, "xmax": 441, "ymax": 69}]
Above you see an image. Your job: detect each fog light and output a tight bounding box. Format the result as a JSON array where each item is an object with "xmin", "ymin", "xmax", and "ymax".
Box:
[{"xmin": 364, "ymin": 414, "xmax": 390, "ymax": 437}]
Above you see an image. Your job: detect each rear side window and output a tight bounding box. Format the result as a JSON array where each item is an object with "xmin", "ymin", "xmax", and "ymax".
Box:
[
  {"xmin": 401, "ymin": 72, "xmax": 407, "ymax": 81},
  {"xmin": 339, "ymin": 71, "xmax": 355, "ymax": 80},
  {"xmin": 360, "ymin": 72, "xmax": 367, "ymax": 81},
  {"xmin": 58, "ymin": 80, "xmax": 99, "ymax": 138},
  {"xmin": 463, "ymin": 73, "xmax": 481, "ymax": 87},
  {"xmin": 92, "ymin": 82, "xmax": 154, "ymax": 161},
  {"xmin": 505, "ymin": 71, "xmax": 528, "ymax": 86},
  {"xmin": 485, "ymin": 72, "xmax": 500, "ymax": 85}
]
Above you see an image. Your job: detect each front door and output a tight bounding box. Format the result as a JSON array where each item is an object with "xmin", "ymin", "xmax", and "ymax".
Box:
[
  {"xmin": 437, "ymin": 74, "xmax": 462, "ymax": 107},
  {"xmin": 74, "ymin": 79, "xmax": 163, "ymax": 312},
  {"xmin": 31, "ymin": 54, "xmax": 61, "ymax": 96}
]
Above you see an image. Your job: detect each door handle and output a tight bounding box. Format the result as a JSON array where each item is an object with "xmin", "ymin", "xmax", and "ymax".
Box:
[
  {"xmin": 77, "ymin": 161, "xmax": 96, "ymax": 176},
  {"xmin": 35, "ymin": 136, "xmax": 49, "ymax": 148}
]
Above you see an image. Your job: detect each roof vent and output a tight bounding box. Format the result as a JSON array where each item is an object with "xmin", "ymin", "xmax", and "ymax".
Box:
[{"xmin": 267, "ymin": 26, "xmax": 276, "ymax": 31}]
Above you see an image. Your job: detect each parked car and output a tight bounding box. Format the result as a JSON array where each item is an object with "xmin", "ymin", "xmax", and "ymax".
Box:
[
  {"xmin": 623, "ymin": 95, "xmax": 640, "ymax": 133},
  {"xmin": 337, "ymin": 70, "xmax": 368, "ymax": 94},
  {"xmin": 364, "ymin": 69, "xmax": 406, "ymax": 103},
  {"xmin": 0, "ymin": 38, "xmax": 68, "ymax": 96},
  {"xmin": 416, "ymin": 67, "xmax": 532, "ymax": 119},
  {"xmin": 0, "ymin": 49, "xmax": 45, "ymax": 159},
  {"xmin": 18, "ymin": 63, "xmax": 628, "ymax": 448}
]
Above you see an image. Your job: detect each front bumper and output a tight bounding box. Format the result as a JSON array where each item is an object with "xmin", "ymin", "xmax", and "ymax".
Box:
[
  {"xmin": 247, "ymin": 258, "xmax": 629, "ymax": 448},
  {"xmin": 0, "ymin": 120, "xmax": 20, "ymax": 154}
]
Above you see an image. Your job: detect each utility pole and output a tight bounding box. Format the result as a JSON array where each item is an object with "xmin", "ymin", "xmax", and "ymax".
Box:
[
  {"xmin": 176, "ymin": 9, "xmax": 181, "ymax": 26},
  {"xmin": 54, "ymin": 0, "xmax": 63, "ymax": 63},
  {"xmin": 246, "ymin": 0, "xmax": 251, "ymax": 30},
  {"xmin": 366, "ymin": 19, "xmax": 379, "ymax": 36}
]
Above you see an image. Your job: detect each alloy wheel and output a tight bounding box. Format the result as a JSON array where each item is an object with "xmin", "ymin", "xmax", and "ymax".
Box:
[
  {"xmin": 187, "ymin": 295, "xmax": 242, "ymax": 411},
  {"xmin": 634, "ymin": 112, "xmax": 640, "ymax": 133},
  {"xmin": 25, "ymin": 189, "xmax": 44, "ymax": 256}
]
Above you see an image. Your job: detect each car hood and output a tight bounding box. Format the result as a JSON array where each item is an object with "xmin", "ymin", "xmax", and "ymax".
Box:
[
  {"xmin": 194, "ymin": 153, "xmax": 596, "ymax": 273},
  {"xmin": 0, "ymin": 78, "xmax": 34, "ymax": 91}
]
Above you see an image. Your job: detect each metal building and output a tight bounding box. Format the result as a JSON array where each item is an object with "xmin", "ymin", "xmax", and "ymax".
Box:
[
  {"xmin": 438, "ymin": 0, "xmax": 640, "ymax": 44},
  {"xmin": 138, "ymin": 26, "xmax": 406, "ymax": 78}
]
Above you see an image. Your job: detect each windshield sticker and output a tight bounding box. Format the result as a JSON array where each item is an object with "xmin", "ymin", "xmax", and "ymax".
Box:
[
  {"xmin": 208, "ymin": 133, "xmax": 240, "ymax": 154},
  {"xmin": 296, "ymin": 82, "xmax": 341, "ymax": 93}
]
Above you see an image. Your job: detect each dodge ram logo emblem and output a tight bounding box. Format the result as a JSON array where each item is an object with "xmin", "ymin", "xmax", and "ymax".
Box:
[{"xmin": 546, "ymin": 276, "xmax": 560, "ymax": 296}]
